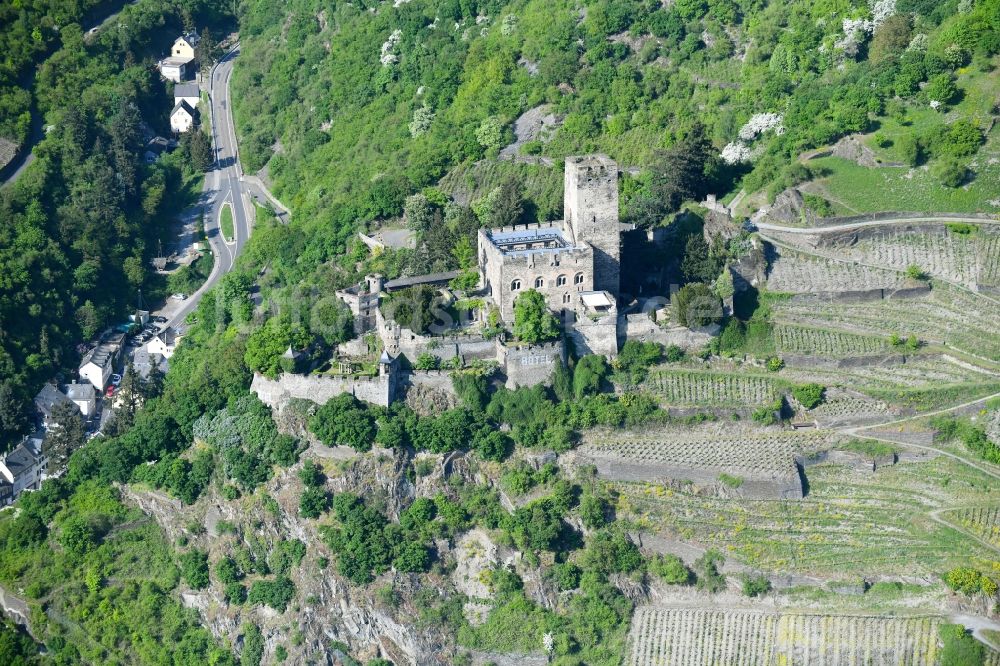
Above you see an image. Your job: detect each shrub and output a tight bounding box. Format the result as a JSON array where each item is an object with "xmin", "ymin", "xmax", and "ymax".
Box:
[
  {"xmin": 552, "ymin": 562, "xmax": 582, "ymax": 590},
  {"xmin": 718, "ymin": 473, "xmax": 743, "ymax": 488},
  {"xmin": 673, "ymin": 283, "xmax": 723, "ymax": 329},
  {"xmin": 298, "ymin": 460, "xmax": 325, "ymax": 487},
  {"xmin": 613, "ymin": 341, "xmax": 663, "ymax": 385},
  {"xmin": 415, "ymin": 353, "xmax": 440, "ymax": 371},
  {"xmin": 741, "ymin": 573, "xmax": 772, "ymax": 597},
  {"xmin": 513, "ymin": 290, "xmax": 560, "ymax": 343},
  {"xmin": 247, "ymin": 576, "xmax": 296, "ymax": 611},
  {"xmin": 579, "ymin": 493, "xmax": 611, "ymax": 529},
  {"xmin": 180, "ymin": 550, "xmax": 210, "ymax": 590},
  {"xmin": 309, "ymin": 394, "xmax": 377, "ymax": 451},
  {"xmin": 649, "ymin": 554, "xmax": 693, "ymax": 585},
  {"xmin": 574, "ymin": 355, "xmax": 609, "ymax": 399},
  {"xmin": 943, "ymin": 567, "xmax": 998, "ymax": 596},
  {"xmin": 664, "ymin": 345, "xmax": 685, "ymax": 362},
  {"xmin": 765, "ymin": 357, "xmax": 784, "ymax": 372},
  {"xmin": 792, "ymin": 384, "xmax": 825, "ymax": 409},
  {"xmin": 932, "ymin": 157, "xmax": 967, "ymax": 188},
  {"xmin": 694, "ymin": 549, "xmax": 727, "ymax": 593},
  {"xmin": 905, "ymin": 264, "xmax": 928, "ymax": 281},
  {"xmin": 242, "ymin": 623, "xmax": 265, "ymax": 666},
  {"xmin": 939, "ymin": 624, "xmax": 984, "ymax": 666},
  {"xmin": 300, "ymin": 487, "xmax": 331, "ymax": 519}
]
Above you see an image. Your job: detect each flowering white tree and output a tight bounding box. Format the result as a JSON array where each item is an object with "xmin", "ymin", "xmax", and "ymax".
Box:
[
  {"xmin": 721, "ymin": 114, "xmax": 784, "ymax": 164},
  {"xmin": 380, "ymin": 29, "xmax": 402, "ymax": 66}
]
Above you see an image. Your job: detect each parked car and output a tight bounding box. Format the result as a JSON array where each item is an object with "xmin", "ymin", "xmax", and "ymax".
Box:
[
  {"xmin": 110, "ymin": 374, "xmax": 122, "ymax": 386},
  {"xmin": 105, "ymin": 385, "xmax": 115, "ymax": 398},
  {"xmin": 152, "ymin": 315, "xmax": 168, "ymax": 323},
  {"xmin": 170, "ymin": 293, "xmax": 187, "ymax": 300}
]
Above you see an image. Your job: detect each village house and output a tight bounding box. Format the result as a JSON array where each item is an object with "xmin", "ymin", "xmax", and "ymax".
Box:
[
  {"xmin": 170, "ymin": 101, "xmax": 197, "ymax": 133},
  {"xmin": 159, "ymin": 57, "xmax": 190, "ymax": 83},
  {"xmin": 79, "ymin": 334, "xmax": 125, "ymax": 391},
  {"xmin": 0, "ymin": 435, "xmax": 47, "ymax": 508},
  {"xmin": 64, "ymin": 382, "xmax": 97, "ymax": 418},
  {"xmin": 33, "ymin": 383, "xmax": 75, "ymax": 429},
  {"xmin": 158, "ymin": 33, "xmax": 200, "ymax": 83},
  {"xmin": 174, "ymin": 83, "xmax": 201, "ymax": 109},
  {"xmin": 146, "ymin": 327, "xmax": 178, "ymax": 359},
  {"xmin": 172, "ymin": 32, "xmax": 200, "ymax": 60}
]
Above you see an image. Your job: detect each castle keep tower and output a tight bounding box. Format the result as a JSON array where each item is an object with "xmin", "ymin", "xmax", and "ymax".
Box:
[{"xmin": 564, "ymin": 155, "xmax": 620, "ymax": 297}]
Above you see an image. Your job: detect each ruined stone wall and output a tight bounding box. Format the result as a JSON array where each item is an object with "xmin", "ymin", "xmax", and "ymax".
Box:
[
  {"xmin": 251, "ymin": 371, "xmax": 395, "ymax": 409},
  {"xmin": 624, "ymin": 313, "xmax": 713, "ymax": 349},
  {"xmin": 478, "ymin": 225, "xmax": 594, "ymax": 321},
  {"xmin": 584, "ymin": 456, "xmax": 803, "ymax": 500},
  {"xmin": 564, "ymin": 155, "xmax": 620, "ymax": 295},
  {"xmin": 498, "ymin": 339, "xmax": 565, "ymax": 388},
  {"xmin": 567, "ymin": 313, "xmax": 619, "ymax": 357}
]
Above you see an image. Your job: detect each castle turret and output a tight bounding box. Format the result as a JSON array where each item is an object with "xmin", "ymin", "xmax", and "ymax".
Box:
[{"xmin": 564, "ymin": 155, "xmax": 620, "ymax": 297}]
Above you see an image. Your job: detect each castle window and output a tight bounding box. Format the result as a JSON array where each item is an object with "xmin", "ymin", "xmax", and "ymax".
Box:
[
  {"xmin": 553, "ymin": 255, "xmax": 560, "ymax": 267},
  {"xmin": 556, "ymin": 274, "xmax": 567, "ymax": 286},
  {"xmin": 510, "ymin": 279, "xmax": 521, "ymax": 291},
  {"xmin": 563, "ymin": 293, "xmax": 571, "ymax": 304},
  {"xmin": 574, "ymin": 272, "xmax": 584, "ymax": 285},
  {"xmin": 534, "ymin": 277, "xmax": 544, "ymax": 288}
]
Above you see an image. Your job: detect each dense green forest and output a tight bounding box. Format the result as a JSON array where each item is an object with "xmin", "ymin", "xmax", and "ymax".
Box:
[
  {"xmin": 232, "ymin": 0, "xmax": 999, "ymax": 258},
  {"xmin": 0, "ymin": 0, "xmax": 231, "ymax": 449}
]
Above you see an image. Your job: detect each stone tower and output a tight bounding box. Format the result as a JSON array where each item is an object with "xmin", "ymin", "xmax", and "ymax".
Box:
[{"xmin": 564, "ymin": 155, "xmax": 620, "ymax": 297}]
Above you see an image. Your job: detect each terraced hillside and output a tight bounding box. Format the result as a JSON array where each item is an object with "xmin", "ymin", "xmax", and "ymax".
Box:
[
  {"xmin": 628, "ymin": 607, "xmax": 943, "ymax": 666},
  {"xmin": 772, "ymin": 324, "xmax": 891, "ymax": 357},
  {"xmin": 577, "ymin": 426, "xmax": 834, "ymax": 498},
  {"xmin": 614, "ymin": 455, "xmax": 1000, "ymax": 577},
  {"xmin": 641, "ymin": 369, "xmax": 786, "ymax": 407},
  {"xmin": 764, "ymin": 223, "xmax": 1000, "ymax": 291},
  {"xmin": 766, "ymin": 247, "xmax": 910, "ymax": 294},
  {"xmin": 770, "ymin": 286, "xmax": 1000, "ymax": 365}
]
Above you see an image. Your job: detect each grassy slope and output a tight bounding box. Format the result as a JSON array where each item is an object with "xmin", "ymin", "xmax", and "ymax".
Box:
[{"xmin": 800, "ymin": 65, "xmax": 1000, "ymax": 214}]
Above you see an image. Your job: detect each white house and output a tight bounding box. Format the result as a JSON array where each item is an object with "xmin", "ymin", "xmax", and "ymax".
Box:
[
  {"xmin": 0, "ymin": 436, "xmax": 47, "ymax": 507},
  {"xmin": 172, "ymin": 32, "xmax": 200, "ymax": 60},
  {"xmin": 170, "ymin": 101, "xmax": 196, "ymax": 133},
  {"xmin": 79, "ymin": 334, "xmax": 124, "ymax": 391},
  {"xmin": 159, "ymin": 57, "xmax": 190, "ymax": 83},
  {"xmin": 174, "ymin": 83, "xmax": 201, "ymax": 109},
  {"xmin": 147, "ymin": 327, "xmax": 178, "ymax": 359},
  {"xmin": 64, "ymin": 382, "xmax": 97, "ymax": 418}
]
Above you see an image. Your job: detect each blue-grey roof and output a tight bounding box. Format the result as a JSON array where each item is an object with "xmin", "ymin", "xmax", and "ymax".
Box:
[
  {"xmin": 174, "ymin": 83, "xmax": 200, "ymax": 99},
  {"xmin": 486, "ymin": 225, "xmax": 574, "ymax": 256},
  {"xmin": 34, "ymin": 384, "xmax": 72, "ymax": 417}
]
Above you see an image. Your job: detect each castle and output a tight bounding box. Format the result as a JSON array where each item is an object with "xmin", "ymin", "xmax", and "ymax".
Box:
[{"xmin": 477, "ymin": 155, "xmax": 622, "ymax": 323}]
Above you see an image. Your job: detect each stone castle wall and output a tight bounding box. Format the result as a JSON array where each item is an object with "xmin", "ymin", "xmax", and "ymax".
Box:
[
  {"xmin": 624, "ymin": 313, "xmax": 713, "ymax": 349},
  {"xmin": 568, "ymin": 313, "xmax": 619, "ymax": 357},
  {"xmin": 498, "ymin": 339, "xmax": 566, "ymax": 388},
  {"xmin": 251, "ymin": 371, "xmax": 396, "ymax": 409}
]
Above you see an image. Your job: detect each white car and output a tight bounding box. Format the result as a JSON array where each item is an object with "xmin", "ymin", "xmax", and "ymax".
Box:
[
  {"xmin": 110, "ymin": 374, "xmax": 123, "ymax": 386},
  {"xmin": 170, "ymin": 293, "xmax": 187, "ymax": 300}
]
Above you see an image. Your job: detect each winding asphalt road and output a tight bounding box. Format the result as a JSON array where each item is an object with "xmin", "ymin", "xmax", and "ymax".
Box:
[{"xmin": 164, "ymin": 46, "xmax": 253, "ymax": 329}]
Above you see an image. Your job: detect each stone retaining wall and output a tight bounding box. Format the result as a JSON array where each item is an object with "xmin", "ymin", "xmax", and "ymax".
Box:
[{"xmin": 251, "ymin": 371, "xmax": 396, "ymax": 409}]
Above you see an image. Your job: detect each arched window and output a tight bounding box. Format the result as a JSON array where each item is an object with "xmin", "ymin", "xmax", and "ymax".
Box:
[
  {"xmin": 534, "ymin": 276, "xmax": 544, "ymax": 288},
  {"xmin": 510, "ymin": 279, "xmax": 521, "ymax": 291},
  {"xmin": 556, "ymin": 274, "xmax": 567, "ymax": 287},
  {"xmin": 563, "ymin": 292, "xmax": 571, "ymax": 304},
  {"xmin": 574, "ymin": 272, "xmax": 585, "ymax": 285}
]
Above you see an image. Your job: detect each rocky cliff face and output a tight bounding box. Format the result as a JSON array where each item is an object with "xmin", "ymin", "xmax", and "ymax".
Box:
[{"xmin": 120, "ymin": 444, "xmax": 478, "ymax": 665}]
